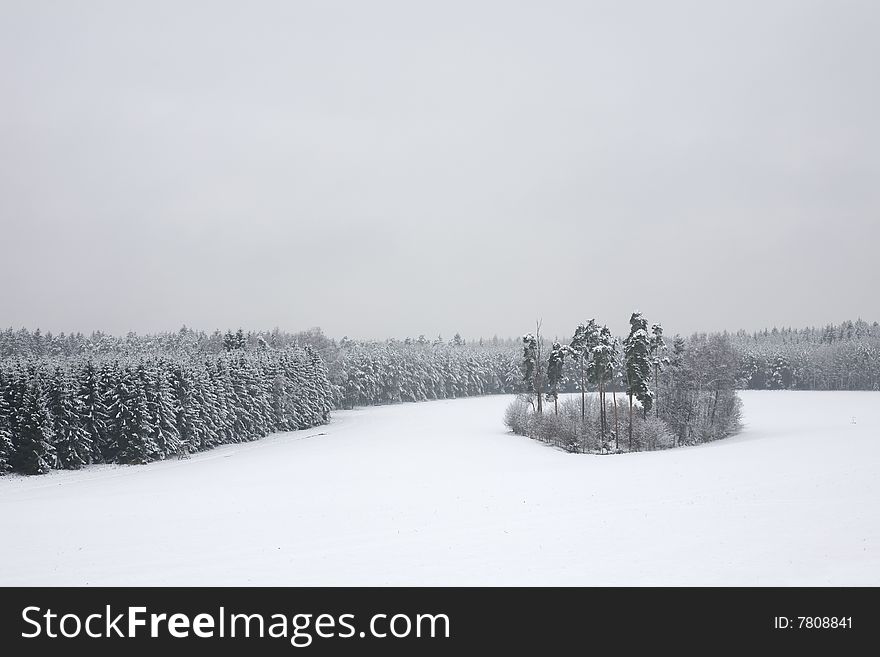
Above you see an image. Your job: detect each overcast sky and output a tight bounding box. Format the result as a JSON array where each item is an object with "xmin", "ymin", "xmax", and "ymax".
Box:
[{"xmin": 1, "ymin": 1, "xmax": 877, "ymax": 340}]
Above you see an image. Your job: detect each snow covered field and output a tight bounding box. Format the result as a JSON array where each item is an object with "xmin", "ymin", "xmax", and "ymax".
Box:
[{"xmin": 1, "ymin": 391, "xmax": 878, "ymax": 586}]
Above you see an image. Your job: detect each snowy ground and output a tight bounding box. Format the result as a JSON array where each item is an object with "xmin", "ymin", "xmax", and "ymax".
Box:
[{"xmin": 1, "ymin": 391, "xmax": 878, "ymax": 586}]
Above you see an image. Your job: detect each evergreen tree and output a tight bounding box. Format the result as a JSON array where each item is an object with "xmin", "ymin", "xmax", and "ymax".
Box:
[
  {"xmin": 223, "ymin": 330, "xmax": 237, "ymax": 352},
  {"xmin": 588, "ymin": 326, "xmax": 617, "ymax": 449},
  {"xmin": 546, "ymin": 341, "xmax": 573, "ymax": 415},
  {"xmin": 0, "ymin": 375, "xmax": 14, "ymax": 474},
  {"xmin": 191, "ymin": 364, "xmax": 219, "ymax": 449},
  {"xmin": 570, "ymin": 320, "xmax": 600, "ymax": 421},
  {"xmin": 113, "ymin": 367, "xmax": 159, "ymax": 465},
  {"xmin": 13, "ymin": 381, "xmax": 56, "ymax": 475},
  {"xmin": 649, "ymin": 323, "xmax": 668, "ymax": 417},
  {"xmin": 48, "ymin": 366, "xmax": 92, "ymax": 469},
  {"xmin": 171, "ymin": 363, "xmax": 204, "ymax": 451},
  {"xmin": 521, "ymin": 329, "xmax": 544, "ymax": 414},
  {"xmin": 78, "ymin": 359, "xmax": 110, "ymax": 463},
  {"xmin": 141, "ymin": 360, "xmax": 181, "ymax": 457},
  {"xmin": 623, "ymin": 312, "xmax": 654, "ymax": 450}
]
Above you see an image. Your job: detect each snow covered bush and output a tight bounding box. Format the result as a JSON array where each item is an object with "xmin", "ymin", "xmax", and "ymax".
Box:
[
  {"xmin": 503, "ymin": 395, "xmax": 533, "ymax": 436},
  {"xmin": 530, "ymin": 412, "xmax": 559, "ymax": 445},
  {"xmin": 631, "ymin": 416, "xmax": 676, "ymax": 451},
  {"xmin": 505, "ymin": 396, "xmax": 600, "ymax": 454}
]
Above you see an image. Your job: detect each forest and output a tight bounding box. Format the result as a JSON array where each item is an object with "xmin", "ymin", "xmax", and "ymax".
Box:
[
  {"xmin": 732, "ymin": 319, "xmax": 880, "ymax": 391},
  {"xmin": 1, "ymin": 318, "xmax": 877, "ymax": 474},
  {"xmin": 2, "ymin": 318, "xmax": 877, "ymax": 392},
  {"xmin": 0, "ymin": 346, "xmax": 332, "ymax": 475}
]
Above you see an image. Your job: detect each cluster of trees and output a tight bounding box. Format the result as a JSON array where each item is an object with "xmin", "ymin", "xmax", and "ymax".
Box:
[
  {"xmin": 508, "ymin": 313, "xmax": 742, "ymax": 453},
  {"xmin": 0, "ymin": 347, "xmax": 332, "ymax": 475},
  {"xmin": 331, "ymin": 341, "xmax": 524, "ymax": 408},
  {"xmin": 731, "ymin": 320, "xmax": 880, "ymax": 390}
]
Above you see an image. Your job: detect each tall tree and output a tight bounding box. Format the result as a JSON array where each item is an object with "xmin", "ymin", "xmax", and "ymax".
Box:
[
  {"xmin": 521, "ymin": 323, "xmax": 545, "ymax": 413},
  {"xmin": 48, "ymin": 366, "xmax": 92, "ymax": 469},
  {"xmin": 141, "ymin": 360, "xmax": 182, "ymax": 458},
  {"xmin": 13, "ymin": 381, "xmax": 56, "ymax": 475},
  {"xmin": 546, "ymin": 341, "xmax": 575, "ymax": 415},
  {"xmin": 570, "ymin": 320, "xmax": 600, "ymax": 421},
  {"xmin": 78, "ymin": 360, "xmax": 110, "ymax": 463},
  {"xmin": 0, "ymin": 373, "xmax": 14, "ymax": 474},
  {"xmin": 112, "ymin": 367, "xmax": 159, "ymax": 465},
  {"xmin": 623, "ymin": 312, "xmax": 654, "ymax": 450},
  {"xmin": 649, "ymin": 323, "xmax": 668, "ymax": 417},
  {"xmin": 588, "ymin": 326, "xmax": 617, "ymax": 448}
]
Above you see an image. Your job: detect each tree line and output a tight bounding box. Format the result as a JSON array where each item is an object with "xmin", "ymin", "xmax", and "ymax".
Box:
[
  {"xmin": 2, "ymin": 317, "xmax": 875, "ymax": 473},
  {"xmin": 731, "ymin": 320, "xmax": 880, "ymax": 391},
  {"xmin": 331, "ymin": 341, "xmax": 524, "ymax": 408},
  {"xmin": 3, "ymin": 319, "xmax": 876, "ymax": 392},
  {"xmin": 0, "ymin": 347, "xmax": 332, "ymax": 475}
]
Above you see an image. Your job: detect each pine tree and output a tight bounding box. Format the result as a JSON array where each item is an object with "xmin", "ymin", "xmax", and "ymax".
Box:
[
  {"xmin": 521, "ymin": 331, "xmax": 543, "ymax": 414},
  {"xmin": 570, "ymin": 320, "xmax": 601, "ymax": 421},
  {"xmin": 171, "ymin": 363, "xmax": 204, "ymax": 451},
  {"xmin": 223, "ymin": 330, "xmax": 237, "ymax": 352},
  {"xmin": 113, "ymin": 366, "xmax": 159, "ymax": 465},
  {"xmin": 13, "ymin": 381, "xmax": 56, "ymax": 475},
  {"xmin": 207, "ymin": 359, "xmax": 235, "ymax": 442},
  {"xmin": 623, "ymin": 312, "xmax": 654, "ymax": 450},
  {"xmin": 48, "ymin": 366, "xmax": 92, "ymax": 469},
  {"xmin": 141, "ymin": 360, "xmax": 181, "ymax": 458},
  {"xmin": 0, "ymin": 374, "xmax": 14, "ymax": 474},
  {"xmin": 546, "ymin": 342, "xmax": 573, "ymax": 415},
  {"xmin": 649, "ymin": 323, "xmax": 668, "ymax": 417},
  {"xmin": 588, "ymin": 326, "xmax": 617, "ymax": 450},
  {"xmin": 228, "ymin": 355, "xmax": 255, "ymax": 439},
  {"xmin": 191, "ymin": 364, "xmax": 219, "ymax": 449},
  {"xmin": 78, "ymin": 359, "xmax": 110, "ymax": 463},
  {"xmin": 308, "ymin": 347, "xmax": 333, "ymax": 423}
]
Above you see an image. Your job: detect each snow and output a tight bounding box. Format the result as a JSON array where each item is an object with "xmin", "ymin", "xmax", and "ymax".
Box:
[{"xmin": 1, "ymin": 391, "xmax": 878, "ymax": 586}]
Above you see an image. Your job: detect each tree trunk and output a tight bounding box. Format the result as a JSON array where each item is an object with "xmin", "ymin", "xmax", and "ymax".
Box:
[
  {"xmin": 534, "ymin": 365, "xmax": 542, "ymax": 415},
  {"xmin": 612, "ymin": 390, "xmax": 619, "ymax": 449},
  {"xmin": 580, "ymin": 358, "xmax": 585, "ymax": 423},
  {"xmin": 535, "ymin": 325, "xmax": 543, "ymax": 415},
  {"xmin": 628, "ymin": 393, "xmax": 633, "ymax": 451},
  {"xmin": 654, "ymin": 364, "xmax": 660, "ymax": 418}
]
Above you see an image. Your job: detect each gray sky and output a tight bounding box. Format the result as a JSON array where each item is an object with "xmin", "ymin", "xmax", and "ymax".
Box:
[{"xmin": 1, "ymin": 0, "xmax": 878, "ymax": 340}]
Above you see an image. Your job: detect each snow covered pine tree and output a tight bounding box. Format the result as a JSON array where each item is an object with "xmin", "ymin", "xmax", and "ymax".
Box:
[{"xmin": 623, "ymin": 312, "xmax": 654, "ymax": 450}]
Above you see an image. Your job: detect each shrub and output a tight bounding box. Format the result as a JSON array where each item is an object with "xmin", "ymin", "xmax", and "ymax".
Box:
[
  {"xmin": 503, "ymin": 395, "xmax": 533, "ymax": 436},
  {"xmin": 632, "ymin": 416, "xmax": 676, "ymax": 451}
]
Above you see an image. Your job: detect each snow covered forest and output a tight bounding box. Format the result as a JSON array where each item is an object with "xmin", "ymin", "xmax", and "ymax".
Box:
[
  {"xmin": 2, "ymin": 318, "xmax": 878, "ymax": 393},
  {"xmin": 732, "ymin": 319, "xmax": 880, "ymax": 390},
  {"xmin": 0, "ymin": 345, "xmax": 332, "ymax": 475},
  {"xmin": 1, "ymin": 318, "xmax": 877, "ymax": 474}
]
